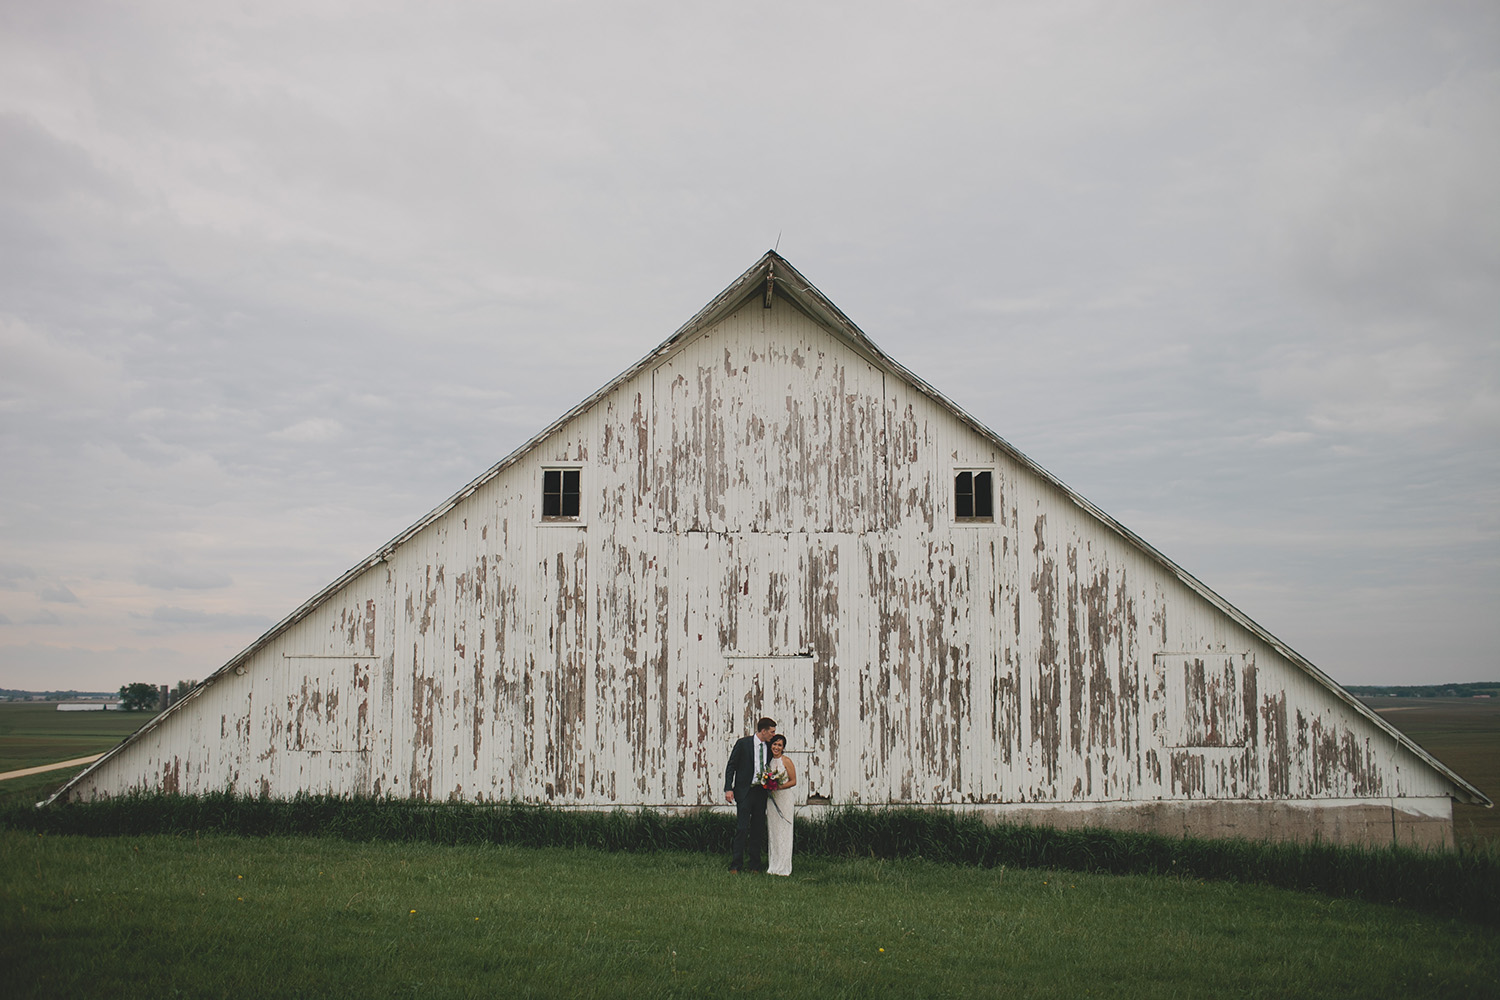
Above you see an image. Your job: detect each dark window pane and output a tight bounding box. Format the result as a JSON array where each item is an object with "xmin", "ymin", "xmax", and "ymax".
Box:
[
  {"xmin": 543, "ymin": 470, "xmax": 561, "ymax": 517},
  {"xmin": 543, "ymin": 469, "xmax": 581, "ymax": 518},
  {"xmin": 955, "ymin": 471, "xmax": 973, "ymax": 519},
  {"xmin": 975, "ymin": 472, "xmax": 993, "ymax": 519}
]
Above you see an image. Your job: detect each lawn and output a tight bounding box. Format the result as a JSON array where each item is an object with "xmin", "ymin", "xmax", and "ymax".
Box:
[{"xmin": 2, "ymin": 832, "xmax": 1496, "ymax": 1000}]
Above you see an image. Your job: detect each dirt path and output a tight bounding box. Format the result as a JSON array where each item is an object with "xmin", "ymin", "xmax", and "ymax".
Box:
[{"xmin": 0, "ymin": 754, "xmax": 104, "ymax": 782}]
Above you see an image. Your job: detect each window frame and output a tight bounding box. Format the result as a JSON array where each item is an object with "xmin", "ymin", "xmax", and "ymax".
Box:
[
  {"xmin": 952, "ymin": 468, "xmax": 995, "ymax": 524},
  {"xmin": 539, "ymin": 465, "xmax": 585, "ymax": 525}
]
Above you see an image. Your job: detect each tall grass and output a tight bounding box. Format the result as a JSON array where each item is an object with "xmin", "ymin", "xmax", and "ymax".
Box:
[{"xmin": 3, "ymin": 794, "xmax": 1495, "ymax": 924}]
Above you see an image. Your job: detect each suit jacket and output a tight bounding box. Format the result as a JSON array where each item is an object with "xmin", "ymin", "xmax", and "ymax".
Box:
[{"xmin": 725, "ymin": 735, "xmax": 769, "ymax": 795}]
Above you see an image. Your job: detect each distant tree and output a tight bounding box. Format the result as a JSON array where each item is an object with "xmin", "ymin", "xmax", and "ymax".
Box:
[
  {"xmin": 119, "ymin": 683, "xmax": 159, "ymax": 712},
  {"xmin": 168, "ymin": 679, "xmax": 198, "ymax": 706}
]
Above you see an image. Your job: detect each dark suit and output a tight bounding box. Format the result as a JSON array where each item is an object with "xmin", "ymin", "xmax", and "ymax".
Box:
[{"xmin": 725, "ymin": 734, "xmax": 770, "ymax": 871}]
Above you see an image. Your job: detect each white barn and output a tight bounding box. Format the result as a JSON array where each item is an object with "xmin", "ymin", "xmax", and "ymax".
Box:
[{"xmin": 53, "ymin": 252, "xmax": 1488, "ymax": 846}]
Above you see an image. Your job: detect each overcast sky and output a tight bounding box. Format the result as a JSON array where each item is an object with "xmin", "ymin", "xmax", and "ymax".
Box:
[{"xmin": 2, "ymin": 1, "xmax": 1496, "ymax": 692}]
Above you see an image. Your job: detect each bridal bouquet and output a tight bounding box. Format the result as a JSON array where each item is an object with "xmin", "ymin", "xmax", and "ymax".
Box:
[{"xmin": 756, "ymin": 766, "xmax": 789, "ymax": 791}]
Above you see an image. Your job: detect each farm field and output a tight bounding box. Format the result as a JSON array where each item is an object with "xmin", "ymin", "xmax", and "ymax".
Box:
[
  {"xmin": 1360, "ymin": 697, "xmax": 1500, "ymax": 847},
  {"xmin": 0, "ymin": 703, "xmax": 158, "ymax": 808},
  {"xmin": 2, "ymin": 832, "xmax": 1496, "ymax": 1000}
]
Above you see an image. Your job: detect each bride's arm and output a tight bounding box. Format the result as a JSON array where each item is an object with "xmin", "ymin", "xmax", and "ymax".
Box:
[{"xmin": 782, "ymin": 756, "xmax": 797, "ymax": 789}]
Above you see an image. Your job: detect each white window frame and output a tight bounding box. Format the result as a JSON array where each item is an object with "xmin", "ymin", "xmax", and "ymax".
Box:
[
  {"xmin": 539, "ymin": 464, "xmax": 587, "ymax": 526},
  {"xmin": 952, "ymin": 468, "xmax": 996, "ymax": 525}
]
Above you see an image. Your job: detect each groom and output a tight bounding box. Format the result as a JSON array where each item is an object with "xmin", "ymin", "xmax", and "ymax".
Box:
[{"xmin": 724, "ymin": 716, "xmax": 776, "ymax": 873}]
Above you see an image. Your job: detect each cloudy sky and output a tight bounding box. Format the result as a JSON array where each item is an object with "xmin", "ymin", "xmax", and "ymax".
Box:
[{"xmin": 1, "ymin": 1, "xmax": 1496, "ymax": 692}]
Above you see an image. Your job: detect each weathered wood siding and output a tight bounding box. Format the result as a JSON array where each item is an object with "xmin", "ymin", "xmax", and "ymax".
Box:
[{"xmin": 61, "ymin": 288, "xmax": 1462, "ymax": 844}]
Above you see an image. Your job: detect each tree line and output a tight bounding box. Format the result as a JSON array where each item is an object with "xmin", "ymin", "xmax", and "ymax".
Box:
[
  {"xmin": 117, "ymin": 679, "xmax": 198, "ymax": 711},
  {"xmin": 1347, "ymin": 681, "xmax": 1498, "ymax": 698}
]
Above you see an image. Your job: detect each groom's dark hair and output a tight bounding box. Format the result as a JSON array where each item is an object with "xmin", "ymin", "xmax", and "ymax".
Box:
[{"xmin": 756, "ymin": 717, "xmax": 777, "ymax": 732}]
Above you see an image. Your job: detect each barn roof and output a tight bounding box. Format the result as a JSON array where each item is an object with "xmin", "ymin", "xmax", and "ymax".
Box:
[{"xmin": 52, "ymin": 251, "xmax": 1491, "ymax": 808}]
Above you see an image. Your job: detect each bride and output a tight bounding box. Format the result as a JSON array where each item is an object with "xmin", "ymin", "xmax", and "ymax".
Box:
[{"xmin": 766, "ymin": 735, "xmax": 798, "ymax": 876}]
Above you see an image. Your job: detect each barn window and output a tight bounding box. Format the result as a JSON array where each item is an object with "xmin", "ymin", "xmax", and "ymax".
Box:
[
  {"xmin": 542, "ymin": 468, "xmax": 581, "ymax": 519},
  {"xmin": 954, "ymin": 470, "xmax": 993, "ymax": 521}
]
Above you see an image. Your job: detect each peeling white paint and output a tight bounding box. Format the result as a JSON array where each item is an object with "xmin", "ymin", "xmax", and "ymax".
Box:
[{"xmin": 54, "ymin": 254, "xmax": 1486, "ymax": 847}]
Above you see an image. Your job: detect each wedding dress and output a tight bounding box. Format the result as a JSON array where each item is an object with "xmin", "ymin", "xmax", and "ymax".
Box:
[{"xmin": 766, "ymin": 782, "xmax": 796, "ymax": 876}]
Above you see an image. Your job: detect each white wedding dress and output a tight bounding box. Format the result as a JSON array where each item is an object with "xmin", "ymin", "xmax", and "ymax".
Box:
[{"xmin": 766, "ymin": 782, "xmax": 796, "ymax": 876}]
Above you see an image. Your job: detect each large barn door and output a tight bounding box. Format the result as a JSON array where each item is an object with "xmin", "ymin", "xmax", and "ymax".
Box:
[
  {"xmin": 1151, "ymin": 652, "xmax": 1255, "ymax": 799},
  {"xmin": 716, "ymin": 655, "xmax": 813, "ymax": 804}
]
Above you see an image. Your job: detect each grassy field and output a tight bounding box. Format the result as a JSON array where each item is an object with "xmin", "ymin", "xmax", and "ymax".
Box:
[
  {"xmin": 1360, "ymin": 697, "xmax": 1500, "ymax": 846},
  {"xmin": 0, "ymin": 703, "xmax": 155, "ymax": 770},
  {"xmin": 0, "ymin": 703, "xmax": 157, "ymax": 809},
  {"xmin": 3, "ymin": 831, "xmax": 1496, "ymax": 1000}
]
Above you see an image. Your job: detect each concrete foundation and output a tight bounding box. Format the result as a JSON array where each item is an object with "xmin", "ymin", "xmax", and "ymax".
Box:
[{"xmin": 872, "ymin": 797, "xmax": 1456, "ymax": 849}]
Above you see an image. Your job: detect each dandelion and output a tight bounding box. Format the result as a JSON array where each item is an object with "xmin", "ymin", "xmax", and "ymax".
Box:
[
  {"xmin": 878, "ymin": 948, "xmax": 885, "ymax": 953},
  {"xmin": 410, "ymin": 909, "xmax": 417, "ymax": 914}
]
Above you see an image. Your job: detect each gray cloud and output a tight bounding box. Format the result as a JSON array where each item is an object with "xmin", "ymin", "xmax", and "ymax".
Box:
[
  {"xmin": 132, "ymin": 606, "xmax": 272, "ymax": 634},
  {"xmin": 0, "ymin": 2, "xmax": 1494, "ymax": 689},
  {"xmin": 0, "ymin": 564, "xmax": 38, "ymax": 588},
  {"xmin": 134, "ymin": 566, "xmax": 233, "ymax": 591},
  {"xmin": 39, "ymin": 585, "xmax": 78, "ymax": 604},
  {"xmin": 0, "ymin": 641, "xmax": 203, "ymax": 690}
]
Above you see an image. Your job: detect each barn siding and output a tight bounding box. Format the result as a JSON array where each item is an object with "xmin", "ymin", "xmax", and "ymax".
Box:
[{"xmin": 60, "ymin": 275, "xmax": 1467, "ymax": 847}]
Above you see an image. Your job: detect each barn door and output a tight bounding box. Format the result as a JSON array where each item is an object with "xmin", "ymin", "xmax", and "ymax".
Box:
[{"xmin": 716, "ymin": 655, "xmax": 813, "ymax": 802}]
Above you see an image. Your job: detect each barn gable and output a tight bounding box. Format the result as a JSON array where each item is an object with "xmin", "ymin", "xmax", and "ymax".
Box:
[{"xmin": 53, "ymin": 252, "xmax": 1488, "ymax": 846}]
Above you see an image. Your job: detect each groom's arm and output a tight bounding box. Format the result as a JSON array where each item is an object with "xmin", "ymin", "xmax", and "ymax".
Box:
[{"xmin": 724, "ymin": 739, "xmax": 743, "ymax": 803}]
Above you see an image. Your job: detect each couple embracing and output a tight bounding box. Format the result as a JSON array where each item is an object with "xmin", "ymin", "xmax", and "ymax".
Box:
[{"xmin": 724, "ymin": 717, "xmax": 798, "ymax": 876}]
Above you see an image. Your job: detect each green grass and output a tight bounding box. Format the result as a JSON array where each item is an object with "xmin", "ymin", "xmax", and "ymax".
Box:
[
  {"xmin": 0, "ymin": 768, "xmax": 95, "ymax": 810},
  {"xmin": 5, "ymin": 795, "xmax": 1497, "ymax": 925},
  {"xmin": 2, "ymin": 831, "xmax": 1495, "ymax": 1000},
  {"xmin": 2, "ymin": 695, "xmax": 1494, "ymax": 998},
  {"xmin": 0, "ymin": 703, "xmax": 158, "ymax": 809},
  {"xmin": 0, "ymin": 703, "xmax": 156, "ymax": 772}
]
